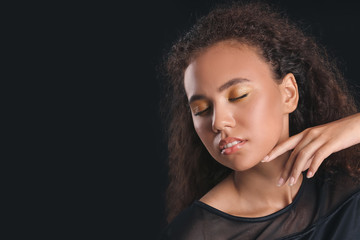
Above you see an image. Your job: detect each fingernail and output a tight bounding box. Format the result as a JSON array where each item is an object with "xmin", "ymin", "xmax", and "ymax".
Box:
[
  {"xmin": 289, "ymin": 177, "xmax": 295, "ymax": 186},
  {"xmin": 277, "ymin": 177, "xmax": 284, "ymax": 187},
  {"xmin": 261, "ymin": 155, "xmax": 269, "ymax": 162},
  {"xmin": 307, "ymin": 171, "xmax": 313, "ymax": 178}
]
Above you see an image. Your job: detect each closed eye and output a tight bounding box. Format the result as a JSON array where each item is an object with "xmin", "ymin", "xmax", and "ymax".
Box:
[
  {"xmin": 194, "ymin": 108, "xmax": 210, "ymax": 116},
  {"xmin": 229, "ymin": 93, "xmax": 248, "ymax": 102}
]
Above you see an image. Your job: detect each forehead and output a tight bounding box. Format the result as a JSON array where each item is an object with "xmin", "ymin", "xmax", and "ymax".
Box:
[{"xmin": 184, "ymin": 41, "xmax": 274, "ymax": 94}]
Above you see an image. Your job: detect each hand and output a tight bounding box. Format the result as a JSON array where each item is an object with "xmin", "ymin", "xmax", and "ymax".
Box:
[{"xmin": 262, "ymin": 113, "xmax": 360, "ymax": 187}]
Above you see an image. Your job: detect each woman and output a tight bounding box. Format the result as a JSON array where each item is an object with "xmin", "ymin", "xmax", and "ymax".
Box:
[{"xmin": 160, "ymin": 2, "xmax": 360, "ymax": 239}]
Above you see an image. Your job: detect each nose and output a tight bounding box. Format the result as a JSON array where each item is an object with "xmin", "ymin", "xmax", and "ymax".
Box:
[{"xmin": 211, "ymin": 105, "xmax": 236, "ymax": 133}]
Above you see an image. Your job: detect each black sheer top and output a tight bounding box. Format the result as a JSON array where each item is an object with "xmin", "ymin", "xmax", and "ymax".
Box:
[{"xmin": 160, "ymin": 171, "xmax": 360, "ymax": 239}]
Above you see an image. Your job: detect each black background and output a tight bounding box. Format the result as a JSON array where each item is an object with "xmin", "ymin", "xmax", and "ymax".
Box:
[
  {"xmin": 51, "ymin": 0, "xmax": 360, "ymax": 238},
  {"xmin": 7, "ymin": 0, "xmax": 360, "ymax": 239},
  {"xmin": 120, "ymin": 1, "xmax": 360, "ymax": 239}
]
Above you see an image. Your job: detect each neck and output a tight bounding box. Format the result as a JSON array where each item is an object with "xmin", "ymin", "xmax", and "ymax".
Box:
[{"xmin": 232, "ymin": 152, "xmax": 303, "ymax": 211}]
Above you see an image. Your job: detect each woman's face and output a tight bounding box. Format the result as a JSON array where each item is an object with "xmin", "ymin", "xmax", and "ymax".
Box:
[{"xmin": 184, "ymin": 41, "xmax": 293, "ymax": 171}]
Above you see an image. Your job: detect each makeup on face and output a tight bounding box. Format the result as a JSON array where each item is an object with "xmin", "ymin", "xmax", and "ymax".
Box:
[
  {"xmin": 189, "ymin": 84, "xmax": 252, "ymax": 116},
  {"xmin": 219, "ymin": 137, "xmax": 247, "ymax": 155},
  {"xmin": 184, "ymin": 41, "xmax": 289, "ymax": 172}
]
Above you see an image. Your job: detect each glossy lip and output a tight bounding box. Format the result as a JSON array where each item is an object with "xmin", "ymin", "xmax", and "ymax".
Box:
[{"xmin": 219, "ymin": 137, "xmax": 247, "ymax": 155}]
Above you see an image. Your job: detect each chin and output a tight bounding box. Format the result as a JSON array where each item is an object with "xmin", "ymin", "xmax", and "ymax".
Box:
[
  {"xmin": 226, "ymin": 159, "xmax": 260, "ymax": 172},
  {"xmin": 212, "ymin": 152, "xmax": 261, "ymax": 172}
]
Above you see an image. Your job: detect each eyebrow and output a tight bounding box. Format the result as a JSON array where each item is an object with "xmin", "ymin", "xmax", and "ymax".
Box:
[
  {"xmin": 218, "ymin": 78, "xmax": 250, "ymax": 92},
  {"xmin": 188, "ymin": 78, "xmax": 250, "ymax": 104}
]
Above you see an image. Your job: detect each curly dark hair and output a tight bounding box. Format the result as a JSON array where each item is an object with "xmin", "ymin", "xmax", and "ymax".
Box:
[{"xmin": 161, "ymin": 1, "xmax": 360, "ymax": 222}]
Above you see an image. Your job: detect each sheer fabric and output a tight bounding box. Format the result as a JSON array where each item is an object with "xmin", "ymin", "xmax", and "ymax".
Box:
[{"xmin": 160, "ymin": 172, "xmax": 360, "ymax": 239}]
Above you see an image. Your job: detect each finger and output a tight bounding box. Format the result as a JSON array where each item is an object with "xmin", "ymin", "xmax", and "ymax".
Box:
[
  {"xmin": 307, "ymin": 141, "xmax": 333, "ymax": 178},
  {"xmin": 262, "ymin": 132, "xmax": 304, "ymax": 162},
  {"xmin": 277, "ymin": 134, "xmax": 316, "ymax": 186},
  {"xmin": 304, "ymin": 158, "xmax": 311, "ymax": 171},
  {"xmin": 291, "ymin": 155, "xmax": 314, "ymax": 184},
  {"xmin": 288, "ymin": 138, "xmax": 325, "ymax": 184},
  {"xmin": 277, "ymin": 150, "xmax": 297, "ymax": 186}
]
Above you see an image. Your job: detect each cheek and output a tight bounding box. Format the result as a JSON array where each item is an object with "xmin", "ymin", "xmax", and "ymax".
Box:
[
  {"xmin": 193, "ymin": 118, "xmax": 218, "ymax": 153},
  {"xmin": 193, "ymin": 118, "xmax": 211, "ymax": 142},
  {"xmin": 193, "ymin": 118, "xmax": 204, "ymax": 136},
  {"xmin": 242, "ymin": 92, "xmax": 284, "ymax": 144}
]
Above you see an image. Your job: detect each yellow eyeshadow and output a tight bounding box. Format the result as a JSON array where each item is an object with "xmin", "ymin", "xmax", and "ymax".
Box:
[
  {"xmin": 228, "ymin": 87, "xmax": 251, "ymax": 99},
  {"xmin": 191, "ymin": 101, "xmax": 209, "ymax": 113}
]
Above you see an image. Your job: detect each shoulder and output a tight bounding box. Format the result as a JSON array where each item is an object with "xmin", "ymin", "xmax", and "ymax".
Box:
[
  {"xmin": 311, "ymin": 170, "xmax": 360, "ymax": 213},
  {"xmin": 316, "ymin": 169, "xmax": 360, "ymax": 194},
  {"xmin": 309, "ymin": 185, "xmax": 360, "ymax": 239},
  {"xmin": 159, "ymin": 202, "xmax": 208, "ymax": 240}
]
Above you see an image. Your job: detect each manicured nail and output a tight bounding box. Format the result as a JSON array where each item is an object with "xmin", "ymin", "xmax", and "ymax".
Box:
[
  {"xmin": 261, "ymin": 155, "xmax": 269, "ymax": 162},
  {"xmin": 307, "ymin": 171, "xmax": 313, "ymax": 178},
  {"xmin": 289, "ymin": 177, "xmax": 295, "ymax": 186},
  {"xmin": 277, "ymin": 177, "xmax": 284, "ymax": 187}
]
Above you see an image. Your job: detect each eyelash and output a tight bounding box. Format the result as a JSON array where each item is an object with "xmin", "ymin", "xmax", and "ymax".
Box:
[
  {"xmin": 194, "ymin": 109, "xmax": 209, "ymax": 116},
  {"xmin": 193, "ymin": 93, "xmax": 249, "ymax": 116},
  {"xmin": 229, "ymin": 93, "xmax": 249, "ymax": 102}
]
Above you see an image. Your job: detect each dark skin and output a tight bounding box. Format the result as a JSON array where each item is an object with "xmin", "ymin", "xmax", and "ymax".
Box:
[{"xmin": 184, "ymin": 40, "xmax": 360, "ymax": 217}]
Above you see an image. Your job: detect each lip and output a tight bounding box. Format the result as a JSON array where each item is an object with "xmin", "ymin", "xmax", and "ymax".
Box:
[{"xmin": 219, "ymin": 137, "xmax": 247, "ymax": 155}]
